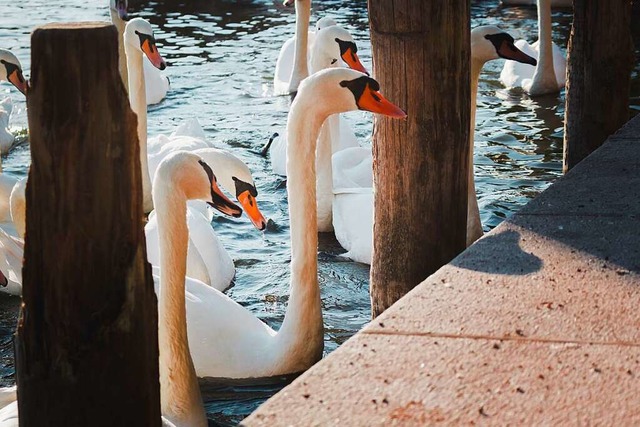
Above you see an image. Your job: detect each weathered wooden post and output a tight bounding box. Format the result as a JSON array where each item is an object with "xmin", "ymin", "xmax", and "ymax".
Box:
[
  {"xmin": 368, "ymin": 1, "xmax": 470, "ymax": 317},
  {"xmin": 15, "ymin": 23, "xmax": 161, "ymax": 426},
  {"xmin": 563, "ymin": 0, "xmax": 633, "ymax": 172}
]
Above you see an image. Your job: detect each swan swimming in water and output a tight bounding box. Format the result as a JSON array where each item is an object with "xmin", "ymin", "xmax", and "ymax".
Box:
[
  {"xmin": 332, "ymin": 26, "xmax": 537, "ymax": 264},
  {"xmin": 500, "ymin": 0, "xmax": 566, "ymax": 96},
  {"xmin": 110, "ymin": 0, "xmax": 170, "ymax": 104}
]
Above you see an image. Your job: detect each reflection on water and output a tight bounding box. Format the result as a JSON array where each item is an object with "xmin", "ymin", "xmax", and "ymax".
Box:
[{"xmin": 0, "ymin": 0, "xmax": 639, "ymax": 423}]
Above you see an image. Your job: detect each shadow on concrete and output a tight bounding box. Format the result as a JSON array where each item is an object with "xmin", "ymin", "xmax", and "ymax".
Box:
[{"xmin": 451, "ymin": 229, "xmax": 542, "ymax": 275}]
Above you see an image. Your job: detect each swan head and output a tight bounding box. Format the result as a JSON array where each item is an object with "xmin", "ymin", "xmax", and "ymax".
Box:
[
  {"xmin": 193, "ymin": 148, "xmax": 267, "ymax": 231},
  {"xmin": 0, "ymin": 50, "xmax": 27, "ymax": 95},
  {"xmin": 471, "ymin": 26, "xmax": 537, "ymax": 66},
  {"xmin": 124, "ymin": 18, "xmax": 167, "ymax": 70},
  {"xmin": 297, "ymin": 68, "xmax": 406, "ymax": 119},
  {"xmin": 314, "ymin": 25, "xmax": 369, "ymax": 75},
  {"xmin": 109, "ymin": 0, "xmax": 128, "ymax": 20},
  {"xmin": 153, "ymin": 151, "xmax": 242, "ymax": 218},
  {"xmin": 316, "ymin": 17, "xmax": 337, "ymax": 32}
]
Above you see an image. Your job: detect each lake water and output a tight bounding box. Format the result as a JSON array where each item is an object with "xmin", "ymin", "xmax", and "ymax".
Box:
[{"xmin": 0, "ymin": 0, "xmax": 638, "ymax": 424}]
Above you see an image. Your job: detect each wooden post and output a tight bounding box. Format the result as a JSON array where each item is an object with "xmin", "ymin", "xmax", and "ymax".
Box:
[
  {"xmin": 15, "ymin": 23, "xmax": 161, "ymax": 426},
  {"xmin": 563, "ymin": 0, "xmax": 633, "ymax": 172},
  {"xmin": 368, "ymin": 1, "xmax": 470, "ymax": 317}
]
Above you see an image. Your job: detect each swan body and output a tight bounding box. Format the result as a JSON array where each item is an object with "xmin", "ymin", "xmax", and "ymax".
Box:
[
  {"xmin": 0, "ymin": 178, "xmax": 28, "ymax": 296},
  {"xmin": 0, "ymin": 98, "xmax": 14, "ymax": 154},
  {"xmin": 143, "ymin": 58, "xmax": 170, "ymax": 105},
  {"xmin": 111, "ymin": 0, "xmax": 169, "ymax": 104},
  {"xmin": 332, "ymin": 26, "xmax": 536, "ymax": 263},
  {"xmin": 500, "ymin": 0, "xmax": 566, "ymax": 95}
]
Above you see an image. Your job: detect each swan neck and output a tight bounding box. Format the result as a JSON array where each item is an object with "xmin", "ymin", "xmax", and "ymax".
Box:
[
  {"xmin": 315, "ymin": 116, "xmax": 335, "ymax": 232},
  {"xmin": 532, "ymin": 0, "xmax": 556, "ymax": 85},
  {"xmin": 277, "ymin": 95, "xmax": 324, "ymax": 364},
  {"xmin": 289, "ymin": 0, "xmax": 311, "ymax": 93},
  {"xmin": 467, "ymin": 57, "xmax": 484, "ymax": 245},
  {"xmin": 470, "ymin": 58, "xmax": 483, "ymax": 132},
  {"xmin": 124, "ymin": 41, "xmax": 154, "ymax": 212},
  {"xmin": 155, "ymin": 182, "xmax": 207, "ymax": 426},
  {"xmin": 110, "ymin": 10, "xmax": 129, "ymax": 93}
]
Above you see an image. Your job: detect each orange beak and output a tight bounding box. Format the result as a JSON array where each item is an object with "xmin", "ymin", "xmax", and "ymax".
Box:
[
  {"xmin": 141, "ymin": 39, "xmax": 167, "ymax": 70},
  {"xmin": 357, "ymin": 84, "xmax": 407, "ymax": 119},
  {"xmin": 341, "ymin": 49, "xmax": 369, "ymax": 75},
  {"xmin": 238, "ymin": 190, "xmax": 267, "ymax": 231},
  {"xmin": 208, "ymin": 179, "xmax": 243, "ymax": 218},
  {"xmin": 8, "ymin": 69, "xmax": 27, "ymax": 96}
]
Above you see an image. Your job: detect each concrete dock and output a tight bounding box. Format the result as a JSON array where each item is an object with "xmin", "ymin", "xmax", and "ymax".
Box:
[{"xmin": 242, "ymin": 114, "xmax": 640, "ymax": 425}]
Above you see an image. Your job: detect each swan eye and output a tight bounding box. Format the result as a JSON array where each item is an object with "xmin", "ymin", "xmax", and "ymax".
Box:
[{"xmin": 331, "ymin": 59, "xmax": 338, "ymax": 65}]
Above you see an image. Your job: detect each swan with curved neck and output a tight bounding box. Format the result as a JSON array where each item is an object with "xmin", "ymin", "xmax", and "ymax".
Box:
[
  {"xmin": 145, "ymin": 146, "xmax": 267, "ymax": 291},
  {"xmin": 331, "ymin": 26, "xmax": 537, "ymax": 263},
  {"xmin": 143, "ymin": 69, "xmax": 405, "ymax": 382},
  {"xmin": 154, "ymin": 151, "xmax": 243, "ymax": 426},
  {"xmin": 500, "ymin": 0, "xmax": 566, "ymax": 96},
  {"xmin": 111, "ymin": 0, "xmax": 170, "ymax": 104},
  {"xmin": 123, "ymin": 18, "xmax": 167, "ymax": 212}
]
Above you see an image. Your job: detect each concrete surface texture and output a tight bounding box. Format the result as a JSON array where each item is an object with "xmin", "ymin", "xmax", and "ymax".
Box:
[{"xmin": 242, "ymin": 114, "xmax": 640, "ymax": 426}]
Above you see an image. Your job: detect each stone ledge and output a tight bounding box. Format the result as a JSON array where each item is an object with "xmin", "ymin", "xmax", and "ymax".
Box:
[
  {"xmin": 243, "ymin": 334, "xmax": 640, "ymax": 426},
  {"xmin": 242, "ymin": 115, "xmax": 640, "ymax": 426}
]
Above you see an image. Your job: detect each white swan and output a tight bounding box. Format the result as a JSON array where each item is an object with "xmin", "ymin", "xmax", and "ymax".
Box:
[
  {"xmin": 273, "ymin": 0, "xmax": 367, "ymax": 95},
  {"xmin": 501, "ymin": 0, "xmax": 571, "ymax": 7},
  {"xmin": 125, "ymin": 19, "xmax": 266, "ymax": 289},
  {"xmin": 145, "ymin": 144, "xmax": 267, "ymax": 291},
  {"xmin": 149, "ymin": 69, "xmax": 404, "ymax": 380},
  {"xmin": 268, "ymin": 24, "xmax": 368, "ymax": 232},
  {"xmin": 332, "ymin": 26, "xmax": 537, "ymax": 264},
  {"xmin": 0, "ymin": 178, "xmax": 27, "ymax": 296},
  {"xmin": 500, "ymin": 0, "xmax": 566, "ymax": 95},
  {"xmin": 111, "ymin": 0, "xmax": 169, "ymax": 104},
  {"xmin": 0, "ymin": 49, "xmax": 27, "ymax": 156},
  {"xmin": 269, "ymin": 23, "xmax": 367, "ymax": 176},
  {"xmin": 153, "ymin": 151, "xmax": 248, "ymax": 426},
  {"xmin": 123, "ymin": 18, "xmax": 167, "ymax": 213}
]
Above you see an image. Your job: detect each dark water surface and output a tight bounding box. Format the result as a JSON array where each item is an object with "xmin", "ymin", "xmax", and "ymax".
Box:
[{"xmin": 0, "ymin": 0, "xmax": 638, "ymax": 424}]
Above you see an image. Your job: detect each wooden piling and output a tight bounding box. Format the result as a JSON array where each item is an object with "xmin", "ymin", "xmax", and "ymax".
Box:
[
  {"xmin": 15, "ymin": 22, "xmax": 161, "ymax": 426},
  {"xmin": 563, "ymin": 0, "xmax": 633, "ymax": 172},
  {"xmin": 368, "ymin": 1, "xmax": 471, "ymax": 317}
]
